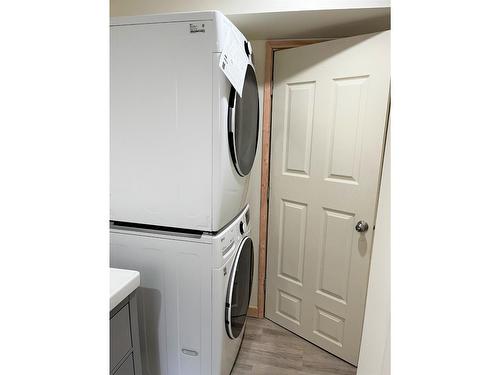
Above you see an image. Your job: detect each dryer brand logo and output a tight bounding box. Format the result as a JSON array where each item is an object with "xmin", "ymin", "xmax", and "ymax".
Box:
[{"xmin": 189, "ymin": 23, "xmax": 205, "ymax": 33}]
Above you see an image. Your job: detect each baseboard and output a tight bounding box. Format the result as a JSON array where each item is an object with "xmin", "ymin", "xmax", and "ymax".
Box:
[{"xmin": 247, "ymin": 306, "xmax": 259, "ymax": 318}]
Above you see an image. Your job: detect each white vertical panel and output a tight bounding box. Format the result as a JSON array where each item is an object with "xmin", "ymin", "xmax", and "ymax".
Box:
[{"xmin": 357, "ymin": 123, "xmax": 390, "ymax": 375}]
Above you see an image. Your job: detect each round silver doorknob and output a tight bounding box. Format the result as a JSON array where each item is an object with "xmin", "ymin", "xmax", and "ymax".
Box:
[{"xmin": 355, "ymin": 221, "xmax": 369, "ymax": 233}]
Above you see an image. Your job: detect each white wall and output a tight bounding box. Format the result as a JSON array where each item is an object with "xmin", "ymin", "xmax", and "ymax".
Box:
[
  {"xmin": 357, "ymin": 122, "xmax": 390, "ymax": 375},
  {"xmin": 110, "ymin": 0, "xmax": 389, "ymax": 16}
]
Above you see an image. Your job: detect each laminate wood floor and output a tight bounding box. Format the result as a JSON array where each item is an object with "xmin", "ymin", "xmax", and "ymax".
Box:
[{"xmin": 232, "ymin": 318, "xmax": 357, "ymax": 375}]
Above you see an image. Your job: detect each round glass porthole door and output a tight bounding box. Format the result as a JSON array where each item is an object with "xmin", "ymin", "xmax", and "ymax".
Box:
[
  {"xmin": 228, "ymin": 64, "xmax": 260, "ymax": 176},
  {"xmin": 225, "ymin": 236, "xmax": 254, "ymax": 339}
]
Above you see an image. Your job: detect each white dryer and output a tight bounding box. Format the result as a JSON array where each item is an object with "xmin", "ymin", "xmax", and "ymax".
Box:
[
  {"xmin": 110, "ymin": 12, "xmax": 260, "ymax": 232},
  {"xmin": 110, "ymin": 205, "xmax": 253, "ymax": 375}
]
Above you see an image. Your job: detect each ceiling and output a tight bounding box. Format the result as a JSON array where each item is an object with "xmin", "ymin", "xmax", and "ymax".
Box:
[{"xmin": 228, "ymin": 8, "xmax": 390, "ymax": 40}]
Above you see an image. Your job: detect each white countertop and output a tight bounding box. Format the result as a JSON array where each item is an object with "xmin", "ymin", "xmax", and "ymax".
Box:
[{"xmin": 110, "ymin": 268, "xmax": 140, "ymax": 311}]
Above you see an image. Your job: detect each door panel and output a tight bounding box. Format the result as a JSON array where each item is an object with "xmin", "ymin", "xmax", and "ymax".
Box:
[
  {"xmin": 317, "ymin": 208, "xmax": 355, "ymax": 303},
  {"xmin": 327, "ymin": 75, "xmax": 368, "ymax": 183},
  {"xmin": 277, "ymin": 289, "xmax": 302, "ymax": 324},
  {"xmin": 278, "ymin": 199, "xmax": 307, "ymax": 284},
  {"xmin": 283, "ymin": 82, "xmax": 316, "ymax": 176},
  {"xmin": 266, "ymin": 32, "xmax": 390, "ymax": 365}
]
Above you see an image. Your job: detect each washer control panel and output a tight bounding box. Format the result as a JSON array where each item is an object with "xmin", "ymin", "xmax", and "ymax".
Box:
[
  {"xmin": 221, "ymin": 230, "xmax": 236, "ymax": 256},
  {"xmin": 218, "ymin": 206, "xmax": 249, "ymax": 256}
]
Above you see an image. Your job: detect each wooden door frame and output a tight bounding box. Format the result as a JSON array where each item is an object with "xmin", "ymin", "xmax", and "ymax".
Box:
[{"xmin": 253, "ymin": 40, "xmax": 324, "ymax": 318}]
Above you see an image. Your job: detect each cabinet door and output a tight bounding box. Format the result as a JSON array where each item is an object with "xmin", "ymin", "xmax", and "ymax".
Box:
[
  {"xmin": 110, "ymin": 304, "xmax": 132, "ymax": 370},
  {"xmin": 115, "ymin": 353, "xmax": 135, "ymax": 375}
]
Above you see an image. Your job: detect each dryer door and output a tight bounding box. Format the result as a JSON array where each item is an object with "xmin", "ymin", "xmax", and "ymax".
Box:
[
  {"xmin": 228, "ymin": 65, "xmax": 260, "ymax": 176},
  {"xmin": 225, "ymin": 236, "xmax": 254, "ymax": 339}
]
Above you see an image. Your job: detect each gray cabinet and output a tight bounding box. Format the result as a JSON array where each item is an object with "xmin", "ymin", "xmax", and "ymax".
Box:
[
  {"xmin": 111, "ymin": 304, "xmax": 132, "ymax": 368},
  {"xmin": 114, "ymin": 353, "xmax": 135, "ymax": 375},
  {"xmin": 110, "ymin": 291, "xmax": 142, "ymax": 375}
]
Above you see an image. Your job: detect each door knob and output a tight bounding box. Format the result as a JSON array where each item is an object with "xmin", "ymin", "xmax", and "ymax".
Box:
[{"xmin": 355, "ymin": 220, "xmax": 369, "ymax": 233}]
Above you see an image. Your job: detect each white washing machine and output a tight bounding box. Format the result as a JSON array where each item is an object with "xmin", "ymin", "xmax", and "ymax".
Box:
[
  {"xmin": 110, "ymin": 11, "xmax": 260, "ymax": 232},
  {"xmin": 110, "ymin": 205, "xmax": 253, "ymax": 375}
]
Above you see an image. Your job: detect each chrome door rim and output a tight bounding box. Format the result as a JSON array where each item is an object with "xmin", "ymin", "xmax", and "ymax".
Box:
[
  {"xmin": 225, "ymin": 236, "xmax": 253, "ymax": 339},
  {"xmin": 227, "ymin": 64, "xmax": 259, "ymax": 177}
]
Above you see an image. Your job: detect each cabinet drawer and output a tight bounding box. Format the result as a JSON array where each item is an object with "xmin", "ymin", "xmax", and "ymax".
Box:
[
  {"xmin": 110, "ymin": 304, "xmax": 132, "ymax": 370},
  {"xmin": 114, "ymin": 353, "xmax": 135, "ymax": 375}
]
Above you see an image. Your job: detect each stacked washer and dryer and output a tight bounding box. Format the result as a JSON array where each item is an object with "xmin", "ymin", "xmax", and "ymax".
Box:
[{"xmin": 110, "ymin": 11, "xmax": 259, "ymax": 375}]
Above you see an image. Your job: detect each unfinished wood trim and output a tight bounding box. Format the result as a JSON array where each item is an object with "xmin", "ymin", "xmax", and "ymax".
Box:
[
  {"xmin": 247, "ymin": 307, "xmax": 259, "ymax": 318},
  {"xmin": 256, "ymin": 39, "xmax": 324, "ymax": 319},
  {"xmin": 256, "ymin": 41, "xmax": 273, "ymax": 319}
]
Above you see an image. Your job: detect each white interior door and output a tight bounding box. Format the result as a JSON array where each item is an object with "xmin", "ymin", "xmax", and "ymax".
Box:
[{"xmin": 265, "ymin": 32, "xmax": 390, "ymax": 365}]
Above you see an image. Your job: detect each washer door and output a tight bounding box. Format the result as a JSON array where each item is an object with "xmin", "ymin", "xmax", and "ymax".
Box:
[
  {"xmin": 228, "ymin": 64, "xmax": 260, "ymax": 176},
  {"xmin": 225, "ymin": 236, "xmax": 254, "ymax": 339}
]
